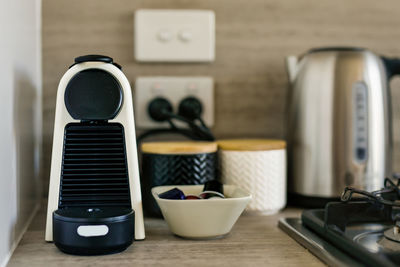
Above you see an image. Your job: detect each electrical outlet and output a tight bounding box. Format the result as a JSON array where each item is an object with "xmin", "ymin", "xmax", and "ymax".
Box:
[{"xmin": 134, "ymin": 77, "xmax": 214, "ymax": 129}]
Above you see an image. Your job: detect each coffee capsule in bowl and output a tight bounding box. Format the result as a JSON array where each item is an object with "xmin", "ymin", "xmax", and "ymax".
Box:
[
  {"xmin": 158, "ymin": 188, "xmax": 185, "ymax": 200},
  {"xmin": 199, "ymin": 180, "xmax": 225, "ymax": 199}
]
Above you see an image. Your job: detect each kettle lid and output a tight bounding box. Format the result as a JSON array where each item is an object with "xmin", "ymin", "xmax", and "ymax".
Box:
[{"xmin": 308, "ymin": 47, "xmax": 366, "ymax": 54}]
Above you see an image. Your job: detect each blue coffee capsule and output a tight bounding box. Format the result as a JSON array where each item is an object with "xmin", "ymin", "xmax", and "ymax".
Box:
[{"xmin": 158, "ymin": 188, "xmax": 185, "ymax": 200}]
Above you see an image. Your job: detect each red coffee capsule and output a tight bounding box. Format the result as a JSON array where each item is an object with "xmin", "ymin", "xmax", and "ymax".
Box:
[{"xmin": 185, "ymin": 195, "xmax": 201, "ymax": 200}]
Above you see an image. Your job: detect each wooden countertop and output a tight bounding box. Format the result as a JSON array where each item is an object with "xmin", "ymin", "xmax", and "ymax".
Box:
[{"xmin": 8, "ymin": 203, "xmax": 324, "ymax": 267}]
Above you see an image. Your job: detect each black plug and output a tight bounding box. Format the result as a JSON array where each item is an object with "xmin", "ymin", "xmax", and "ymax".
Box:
[
  {"xmin": 139, "ymin": 96, "xmax": 215, "ymax": 142},
  {"xmin": 178, "ymin": 96, "xmax": 203, "ymax": 120},
  {"xmin": 147, "ymin": 97, "xmax": 173, "ymax": 122}
]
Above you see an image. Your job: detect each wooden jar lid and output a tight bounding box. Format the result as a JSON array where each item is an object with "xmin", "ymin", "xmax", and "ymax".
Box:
[
  {"xmin": 217, "ymin": 139, "xmax": 286, "ymax": 151},
  {"xmin": 141, "ymin": 141, "xmax": 218, "ymax": 155}
]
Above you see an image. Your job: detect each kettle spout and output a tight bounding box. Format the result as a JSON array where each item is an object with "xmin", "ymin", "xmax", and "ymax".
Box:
[{"xmin": 285, "ymin": 56, "xmax": 298, "ymax": 83}]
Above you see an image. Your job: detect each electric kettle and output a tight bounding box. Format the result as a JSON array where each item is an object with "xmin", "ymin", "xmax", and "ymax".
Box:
[{"xmin": 286, "ymin": 47, "xmax": 400, "ymax": 206}]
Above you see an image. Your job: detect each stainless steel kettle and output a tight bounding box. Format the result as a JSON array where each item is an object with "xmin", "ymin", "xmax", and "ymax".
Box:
[{"xmin": 286, "ymin": 47, "xmax": 400, "ymax": 203}]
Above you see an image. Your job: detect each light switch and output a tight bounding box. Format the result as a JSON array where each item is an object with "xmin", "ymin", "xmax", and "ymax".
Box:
[{"xmin": 134, "ymin": 9, "xmax": 215, "ymax": 62}]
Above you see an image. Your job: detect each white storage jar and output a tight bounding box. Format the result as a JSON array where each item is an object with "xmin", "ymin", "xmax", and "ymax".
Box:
[{"xmin": 218, "ymin": 139, "xmax": 286, "ymax": 215}]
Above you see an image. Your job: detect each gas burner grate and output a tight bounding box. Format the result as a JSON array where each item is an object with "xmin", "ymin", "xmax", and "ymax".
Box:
[
  {"xmin": 58, "ymin": 123, "xmax": 131, "ymax": 208},
  {"xmin": 341, "ymin": 178, "xmax": 400, "ymax": 208}
]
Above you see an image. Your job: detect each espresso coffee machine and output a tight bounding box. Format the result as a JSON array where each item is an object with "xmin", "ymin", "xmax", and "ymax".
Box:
[{"xmin": 45, "ymin": 55, "xmax": 145, "ymax": 255}]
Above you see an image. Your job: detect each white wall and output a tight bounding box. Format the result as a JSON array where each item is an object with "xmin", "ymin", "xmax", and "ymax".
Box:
[{"xmin": 0, "ymin": 0, "xmax": 42, "ymax": 266}]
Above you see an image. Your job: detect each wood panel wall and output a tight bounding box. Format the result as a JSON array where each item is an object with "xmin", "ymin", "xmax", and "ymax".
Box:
[{"xmin": 42, "ymin": 0, "xmax": 400, "ymax": 192}]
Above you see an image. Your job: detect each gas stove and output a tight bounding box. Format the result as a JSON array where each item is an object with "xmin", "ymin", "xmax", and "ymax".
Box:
[{"xmin": 279, "ymin": 178, "xmax": 400, "ymax": 267}]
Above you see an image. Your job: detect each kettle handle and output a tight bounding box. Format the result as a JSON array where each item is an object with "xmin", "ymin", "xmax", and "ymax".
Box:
[
  {"xmin": 285, "ymin": 56, "xmax": 298, "ymax": 83},
  {"xmin": 382, "ymin": 57, "xmax": 400, "ymax": 79}
]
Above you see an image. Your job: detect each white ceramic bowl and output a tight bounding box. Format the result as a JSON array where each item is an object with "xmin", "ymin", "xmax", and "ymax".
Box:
[{"xmin": 152, "ymin": 185, "xmax": 251, "ymax": 239}]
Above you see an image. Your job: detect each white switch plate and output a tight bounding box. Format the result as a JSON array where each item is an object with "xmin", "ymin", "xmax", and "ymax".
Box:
[
  {"xmin": 134, "ymin": 9, "xmax": 215, "ymax": 62},
  {"xmin": 134, "ymin": 77, "xmax": 214, "ymax": 129}
]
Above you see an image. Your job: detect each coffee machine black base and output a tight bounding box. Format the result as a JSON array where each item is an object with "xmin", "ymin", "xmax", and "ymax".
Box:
[
  {"xmin": 54, "ymin": 243, "xmax": 130, "ymax": 256},
  {"xmin": 53, "ymin": 207, "xmax": 135, "ymax": 255}
]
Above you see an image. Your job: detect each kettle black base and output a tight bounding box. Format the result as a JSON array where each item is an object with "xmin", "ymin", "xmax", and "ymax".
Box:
[{"xmin": 288, "ymin": 193, "xmax": 339, "ymax": 208}]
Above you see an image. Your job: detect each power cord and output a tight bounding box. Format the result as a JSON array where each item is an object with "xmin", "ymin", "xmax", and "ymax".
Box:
[
  {"xmin": 137, "ymin": 97, "xmax": 215, "ymax": 143},
  {"xmin": 178, "ymin": 97, "xmax": 215, "ymax": 140}
]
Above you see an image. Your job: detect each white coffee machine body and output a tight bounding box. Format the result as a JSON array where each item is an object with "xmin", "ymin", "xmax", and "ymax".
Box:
[{"xmin": 45, "ymin": 56, "xmax": 145, "ymax": 244}]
